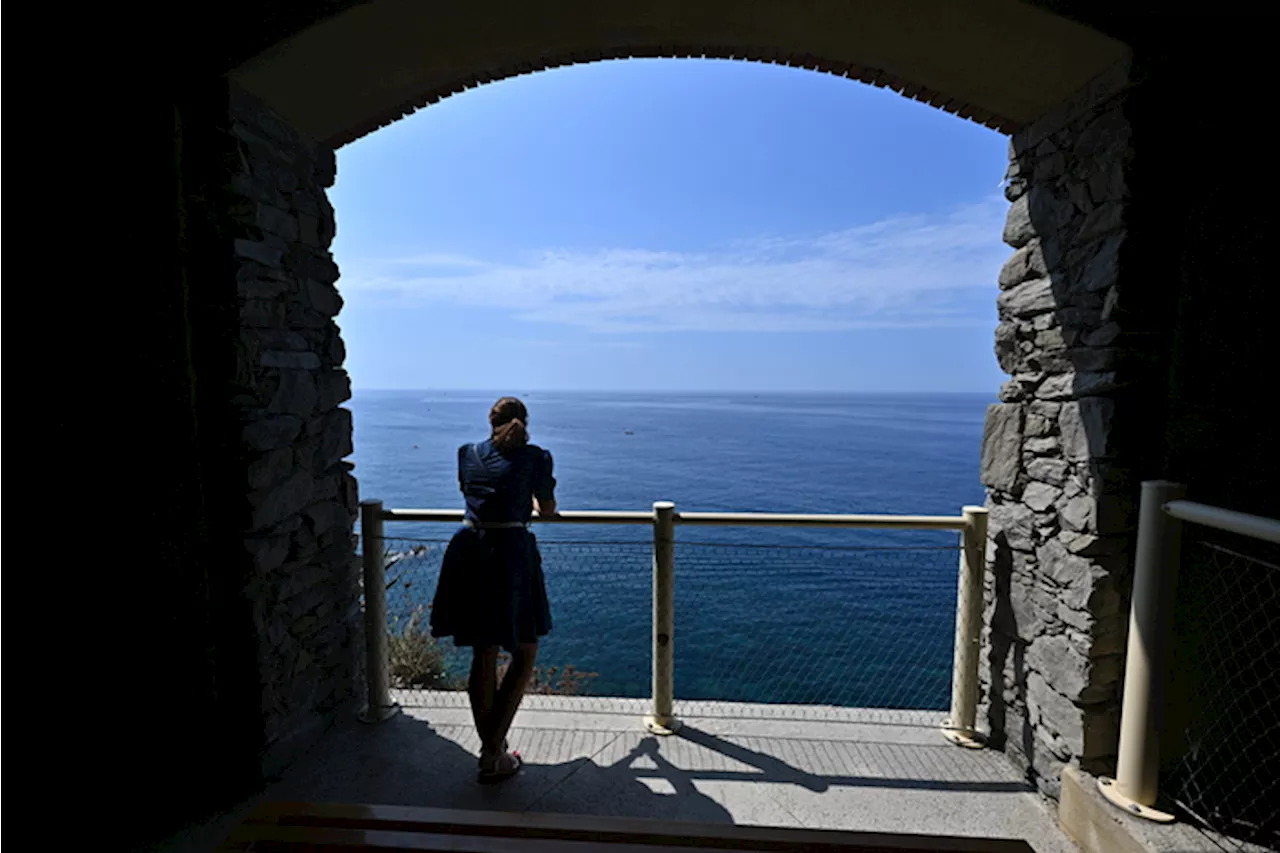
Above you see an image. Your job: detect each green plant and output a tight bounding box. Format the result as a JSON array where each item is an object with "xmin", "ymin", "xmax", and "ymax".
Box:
[
  {"xmin": 387, "ymin": 606, "xmax": 463, "ymax": 690},
  {"xmin": 497, "ymin": 654, "xmax": 600, "ymax": 696},
  {"xmin": 379, "ymin": 545, "xmax": 598, "ymax": 696},
  {"xmin": 530, "ymin": 663, "xmax": 600, "ymax": 695}
]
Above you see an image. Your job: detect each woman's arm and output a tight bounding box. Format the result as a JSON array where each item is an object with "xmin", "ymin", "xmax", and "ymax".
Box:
[{"xmin": 534, "ymin": 448, "xmax": 558, "ymax": 516}]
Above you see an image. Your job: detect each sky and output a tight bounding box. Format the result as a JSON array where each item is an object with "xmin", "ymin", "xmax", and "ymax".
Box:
[{"xmin": 330, "ymin": 59, "xmax": 1011, "ymax": 393}]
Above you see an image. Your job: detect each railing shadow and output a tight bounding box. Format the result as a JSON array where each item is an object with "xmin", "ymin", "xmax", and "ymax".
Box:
[
  {"xmin": 985, "ymin": 521, "xmax": 1036, "ymax": 790},
  {"xmin": 674, "ymin": 725, "xmax": 1035, "ymax": 794},
  {"xmin": 675, "ymin": 726, "xmax": 828, "ymax": 792},
  {"xmin": 594, "ymin": 735, "xmax": 735, "ymax": 823},
  {"xmin": 264, "ymin": 711, "xmax": 1035, "ymax": 827},
  {"xmin": 155, "ymin": 704, "xmax": 1046, "ymax": 853}
]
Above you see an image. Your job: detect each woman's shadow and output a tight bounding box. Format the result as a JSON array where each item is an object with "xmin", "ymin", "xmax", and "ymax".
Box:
[{"xmin": 266, "ymin": 712, "xmax": 733, "ymax": 825}]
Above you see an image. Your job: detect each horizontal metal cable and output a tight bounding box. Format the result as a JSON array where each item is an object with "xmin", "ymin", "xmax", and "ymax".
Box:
[
  {"xmin": 376, "ymin": 506, "xmax": 970, "ymax": 530},
  {"xmin": 366, "ymin": 535, "xmax": 959, "ymax": 553}
]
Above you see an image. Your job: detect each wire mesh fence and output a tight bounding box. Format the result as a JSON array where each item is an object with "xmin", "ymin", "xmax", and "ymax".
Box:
[
  {"xmin": 1166, "ymin": 534, "xmax": 1280, "ymax": 851},
  {"xmin": 673, "ymin": 542, "xmax": 960, "ymax": 713},
  {"xmin": 377, "ymin": 536, "xmax": 651, "ymax": 708},
  {"xmin": 366, "ymin": 531, "xmax": 962, "ymax": 717}
]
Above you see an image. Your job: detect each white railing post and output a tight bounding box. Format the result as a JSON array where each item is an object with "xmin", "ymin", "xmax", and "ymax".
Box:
[
  {"xmin": 1099, "ymin": 480, "xmax": 1186, "ymax": 821},
  {"xmin": 943, "ymin": 504, "xmax": 988, "ymax": 748},
  {"xmin": 358, "ymin": 499, "xmax": 397, "ymax": 723},
  {"xmin": 645, "ymin": 501, "xmax": 680, "ymax": 734}
]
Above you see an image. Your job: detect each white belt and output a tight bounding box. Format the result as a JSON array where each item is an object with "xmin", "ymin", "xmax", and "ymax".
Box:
[{"xmin": 464, "ymin": 519, "xmax": 529, "ymax": 530}]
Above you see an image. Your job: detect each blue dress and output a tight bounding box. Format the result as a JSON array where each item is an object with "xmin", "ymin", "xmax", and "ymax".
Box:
[{"xmin": 430, "ymin": 439, "xmax": 555, "ymax": 651}]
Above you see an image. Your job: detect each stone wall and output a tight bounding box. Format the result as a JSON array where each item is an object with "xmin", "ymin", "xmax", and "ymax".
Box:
[
  {"xmin": 226, "ymin": 84, "xmax": 363, "ymax": 774},
  {"xmin": 979, "ymin": 64, "xmax": 1139, "ymax": 800}
]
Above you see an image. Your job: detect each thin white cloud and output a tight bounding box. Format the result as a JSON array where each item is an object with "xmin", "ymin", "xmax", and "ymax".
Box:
[
  {"xmin": 338, "ymin": 197, "xmax": 1007, "ymax": 333},
  {"xmin": 486, "ymin": 336, "xmax": 644, "ymax": 350}
]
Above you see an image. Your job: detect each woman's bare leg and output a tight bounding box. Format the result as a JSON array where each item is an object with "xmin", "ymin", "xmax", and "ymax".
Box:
[
  {"xmin": 468, "ymin": 646, "xmax": 499, "ymax": 746},
  {"xmin": 482, "ymin": 642, "xmax": 539, "ymax": 756}
]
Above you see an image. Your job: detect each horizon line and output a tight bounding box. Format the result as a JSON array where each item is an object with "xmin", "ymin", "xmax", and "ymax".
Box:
[{"xmin": 350, "ymin": 386, "xmax": 998, "ymax": 395}]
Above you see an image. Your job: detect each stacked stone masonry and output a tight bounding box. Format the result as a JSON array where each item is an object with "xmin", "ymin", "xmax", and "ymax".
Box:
[
  {"xmin": 979, "ymin": 69, "xmax": 1134, "ymax": 801},
  {"xmin": 228, "ymin": 85, "xmax": 362, "ymax": 771}
]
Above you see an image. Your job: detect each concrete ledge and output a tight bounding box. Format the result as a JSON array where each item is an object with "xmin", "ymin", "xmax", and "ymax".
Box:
[
  {"xmin": 1059, "ymin": 767, "xmax": 1148, "ymax": 853},
  {"xmin": 1058, "ymin": 767, "xmax": 1248, "ymax": 853}
]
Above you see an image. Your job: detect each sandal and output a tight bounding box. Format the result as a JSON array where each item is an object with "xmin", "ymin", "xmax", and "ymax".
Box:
[
  {"xmin": 476, "ymin": 740, "xmax": 512, "ymax": 769},
  {"xmin": 477, "ymin": 749, "xmax": 522, "ymax": 785}
]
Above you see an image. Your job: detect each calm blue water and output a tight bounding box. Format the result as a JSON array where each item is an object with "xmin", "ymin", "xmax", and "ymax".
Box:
[{"xmin": 352, "ymin": 390, "xmax": 991, "ymax": 708}]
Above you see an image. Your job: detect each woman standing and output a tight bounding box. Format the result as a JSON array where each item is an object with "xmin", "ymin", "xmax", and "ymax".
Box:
[{"xmin": 430, "ymin": 396, "xmax": 557, "ymax": 784}]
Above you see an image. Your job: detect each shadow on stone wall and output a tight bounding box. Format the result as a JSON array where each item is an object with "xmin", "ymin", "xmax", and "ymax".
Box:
[
  {"xmin": 980, "ymin": 62, "xmax": 1136, "ymax": 801},
  {"xmin": 226, "ymin": 83, "xmax": 364, "ymax": 779}
]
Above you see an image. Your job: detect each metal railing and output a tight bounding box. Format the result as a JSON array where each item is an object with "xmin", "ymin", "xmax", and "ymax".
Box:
[
  {"xmin": 1099, "ymin": 481, "xmax": 1280, "ymax": 842},
  {"xmin": 1167, "ymin": 536, "xmax": 1280, "ymax": 850},
  {"xmin": 358, "ymin": 499, "xmax": 989, "ymax": 747}
]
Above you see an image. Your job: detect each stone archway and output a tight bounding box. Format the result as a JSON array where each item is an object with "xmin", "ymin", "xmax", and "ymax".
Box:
[
  {"xmin": 222, "ymin": 1, "xmax": 1138, "ymax": 800},
  {"xmin": 229, "ymin": 0, "xmax": 1128, "ymax": 146}
]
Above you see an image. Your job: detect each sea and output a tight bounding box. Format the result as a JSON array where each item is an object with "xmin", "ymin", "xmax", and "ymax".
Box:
[{"xmin": 351, "ymin": 390, "xmax": 992, "ymax": 710}]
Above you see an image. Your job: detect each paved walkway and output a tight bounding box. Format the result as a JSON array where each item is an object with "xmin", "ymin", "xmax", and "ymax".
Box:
[{"xmin": 156, "ymin": 692, "xmax": 1080, "ymax": 852}]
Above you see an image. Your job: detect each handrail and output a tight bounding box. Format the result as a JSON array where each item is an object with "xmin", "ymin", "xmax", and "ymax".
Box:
[
  {"xmin": 1163, "ymin": 499, "xmax": 1280, "ymax": 544},
  {"xmin": 1103, "ymin": 482, "xmax": 1280, "ymax": 822},
  {"xmin": 380, "ymin": 508, "xmax": 653, "ymax": 524},
  {"xmin": 676, "ymin": 511, "xmax": 967, "ymax": 530},
  {"xmin": 366, "ymin": 498, "xmax": 988, "ymax": 750},
  {"xmin": 379, "ymin": 507, "xmax": 967, "ymax": 530}
]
